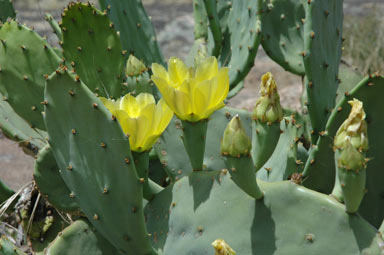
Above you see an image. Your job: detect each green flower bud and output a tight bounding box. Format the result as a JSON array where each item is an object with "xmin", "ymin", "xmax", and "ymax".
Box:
[
  {"xmin": 337, "ymin": 139, "xmax": 366, "ymax": 172},
  {"xmin": 334, "ymin": 99, "xmax": 368, "ymax": 151},
  {"xmin": 252, "ymin": 72, "xmax": 284, "ymax": 123},
  {"xmin": 126, "ymin": 54, "xmax": 147, "ymax": 77},
  {"xmin": 221, "ymin": 115, "xmax": 251, "ymax": 157},
  {"xmin": 336, "ymin": 139, "xmax": 367, "ymax": 213}
]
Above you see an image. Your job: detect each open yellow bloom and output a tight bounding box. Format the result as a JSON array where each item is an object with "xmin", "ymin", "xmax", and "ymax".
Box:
[
  {"xmin": 100, "ymin": 93, "xmax": 173, "ymax": 152},
  {"xmin": 151, "ymin": 57, "xmax": 229, "ymax": 122}
]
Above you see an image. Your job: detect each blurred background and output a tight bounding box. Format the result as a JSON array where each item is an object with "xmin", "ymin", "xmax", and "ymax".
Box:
[{"xmin": 1, "ymin": 0, "xmax": 383, "ymax": 190}]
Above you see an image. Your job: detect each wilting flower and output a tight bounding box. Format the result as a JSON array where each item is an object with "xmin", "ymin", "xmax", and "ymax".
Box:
[
  {"xmin": 334, "ymin": 99, "xmax": 368, "ymax": 151},
  {"xmin": 252, "ymin": 72, "xmax": 283, "ymax": 124},
  {"xmin": 100, "ymin": 93, "xmax": 173, "ymax": 152},
  {"xmin": 151, "ymin": 57, "xmax": 229, "ymax": 122}
]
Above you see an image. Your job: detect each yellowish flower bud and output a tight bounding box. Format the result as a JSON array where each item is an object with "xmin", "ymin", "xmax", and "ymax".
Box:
[
  {"xmin": 221, "ymin": 115, "xmax": 251, "ymax": 157},
  {"xmin": 126, "ymin": 54, "xmax": 147, "ymax": 77},
  {"xmin": 212, "ymin": 239, "xmax": 236, "ymax": 255},
  {"xmin": 252, "ymin": 72, "xmax": 283, "ymax": 124}
]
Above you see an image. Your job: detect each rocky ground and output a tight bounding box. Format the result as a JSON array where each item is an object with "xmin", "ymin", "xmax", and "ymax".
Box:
[{"xmin": 0, "ymin": 0, "xmax": 383, "ymax": 190}]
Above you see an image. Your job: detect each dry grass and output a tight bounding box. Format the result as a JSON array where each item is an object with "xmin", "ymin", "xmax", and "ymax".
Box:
[{"xmin": 342, "ymin": 6, "xmax": 384, "ymax": 74}]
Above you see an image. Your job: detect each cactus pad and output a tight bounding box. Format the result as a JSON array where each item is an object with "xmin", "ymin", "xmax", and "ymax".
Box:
[
  {"xmin": 0, "ymin": 236, "xmax": 26, "ymax": 255},
  {"xmin": 0, "ymin": 0, "xmax": 15, "ymax": 23},
  {"xmin": 145, "ymin": 171, "xmax": 382, "ymax": 254},
  {"xmin": 45, "ymin": 219, "xmax": 117, "ymax": 255},
  {"xmin": 261, "ymin": 0, "xmax": 306, "ymax": 75},
  {"xmin": 0, "ymin": 92, "xmax": 47, "ymax": 155},
  {"xmin": 303, "ymin": 0, "xmax": 343, "ymax": 143},
  {"xmin": 33, "ymin": 144, "xmax": 79, "ymax": 212},
  {"xmin": 60, "ymin": 2, "xmax": 125, "ymax": 98},
  {"xmin": 154, "ymin": 107, "xmax": 252, "ymax": 181},
  {"xmin": 257, "ymin": 116, "xmax": 304, "ymax": 182},
  {"xmin": 0, "ymin": 21, "xmax": 61, "ymax": 130},
  {"xmin": 221, "ymin": 0, "xmax": 263, "ymax": 90},
  {"xmin": 303, "ymin": 75, "xmax": 384, "ymax": 227},
  {"xmin": 44, "ymin": 69, "xmax": 155, "ymax": 254},
  {"xmin": 103, "ymin": 0, "xmax": 164, "ymax": 66}
]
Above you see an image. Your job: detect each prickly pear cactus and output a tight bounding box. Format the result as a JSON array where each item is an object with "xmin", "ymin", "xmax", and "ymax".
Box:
[
  {"xmin": 0, "ymin": 1, "xmax": 383, "ymax": 255},
  {"xmin": 0, "ymin": 0, "xmax": 15, "ymax": 23},
  {"xmin": 261, "ymin": 0, "xmax": 306, "ymax": 75}
]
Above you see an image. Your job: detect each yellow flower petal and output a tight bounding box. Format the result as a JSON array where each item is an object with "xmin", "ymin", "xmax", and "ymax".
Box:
[
  {"xmin": 215, "ymin": 67, "xmax": 230, "ymax": 104},
  {"xmin": 194, "ymin": 80, "xmax": 211, "ymax": 116},
  {"xmin": 168, "ymin": 57, "xmax": 189, "ymax": 86},
  {"xmin": 141, "ymin": 134, "xmax": 160, "ymax": 152},
  {"xmin": 99, "ymin": 97, "xmax": 118, "ymax": 116},
  {"xmin": 120, "ymin": 94, "xmax": 140, "ymax": 117},
  {"xmin": 151, "ymin": 63, "xmax": 169, "ymax": 82},
  {"xmin": 134, "ymin": 115, "xmax": 150, "ymax": 151},
  {"xmin": 155, "ymin": 99, "xmax": 173, "ymax": 134},
  {"xmin": 136, "ymin": 93, "xmax": 156, "ymax": 109},
  {"xmin": 194, "ymin": 56, "xmax": 218, "ymax": 83},
  {"xmin": 173, "ymin": 89, "xmax": 192, "ymax": 120},
  {"xmin": 115, "ymin": 110, "xmax": 130, "ymax": 134}
]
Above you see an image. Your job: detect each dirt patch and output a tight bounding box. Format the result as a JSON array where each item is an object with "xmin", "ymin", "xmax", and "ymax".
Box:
[{"xmin": 0, "ymin": 138, "xmax": 34, "ymax": 191}]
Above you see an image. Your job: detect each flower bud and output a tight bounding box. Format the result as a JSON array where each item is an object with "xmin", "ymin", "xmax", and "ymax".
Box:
[
  {"xmin": 221, "ymin": 115, "xmax": 251, "ymax": 157},
  {"xmin": 336, "ymin": 139, "xmax": 367, "ymax": 213},
  {"xmin": 337, "ymin": 139, "xmax": 366, "ymax": 172},
  {"xmin": 252, "ymin": 72, "xmax": 283, "ymax": 124},
  {"xmin": 212, "ymin": 239, "xmax": 236, "ymax": 255},
  {"xmin": 126, "ymin": 54, "xmax": 147, "ymax": 77},
  {"xmin": 334, "ymin": 99, "xmax": 368, "ymax": 151}
]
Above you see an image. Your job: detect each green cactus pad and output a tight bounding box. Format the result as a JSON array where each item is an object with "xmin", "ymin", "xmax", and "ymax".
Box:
[
  {"xmin": 0, "ymin": 177, "xmax": 13, "ymax": 204},
  {"xmin": 0, "ymin": 21, "xmax": 61, "ymax": 130},
  {"xmin": 193, "ymin": 0, "xmax": 208, "ymax": 41},
  {"xmin": 303, "ymin": 0, "xmax": 343, "ymax": 143},
  {"xmin": 45, "ymin": 219, "xmax": 117, "ymax": 255},
  {"xmin": 303, "ymin": 75, "xmax": 384, "ymax": 227},
  {"xmin": 203, "ymin": 0, "xmax": 222, "ymax": 57},
  {"xmin": 154, "ymin": 107, "xmax": 252, "ymax": 181},
  {"xmin": 261, "ymin": 0, "xmax": 306, "ymax": 75},
  {"xmin": 257, "ymin": 116, "xmax": 304, "ymax": 182},
  {"xmin": 0, "ymin": 236, "xmax": 26, "ymax": 255},
  {"xmin": 219, "ymin": 0, "xmax": 262, "ymax": 91},
  {"xmin": 60, "ymin": 2, "xmax": 124, "ymax": 99},
  {"xmin": 33, "ymin": 144, "xmax": 79, "ymax": 212},
  {"xmin": 45, "ymin": 13, "xmax": 62, "ymax": 41},
  {"xmin": 0, "ymin": 0, "xmax": 15, "ymax": 23},
  {"xmin": 148, "ymin": 157, "xmax": 168, "ymax": 187},
  {"xmin": 102, "ymin": 0, "xmax": 164, "ymax": 66},
  {"xmin": 124, "ymin": 72, "xmax": 154, "ymax": 97},
  {"xmin": 145, "ymin": 171, "xmax": 382, "ymax": 254},
  {"xmin": 44, "ymin": 69, "xmax": 156, "ymax": 254},
  {"xmin": 0, "ymin": 92, "xmax": 47, "ymax": 155}
]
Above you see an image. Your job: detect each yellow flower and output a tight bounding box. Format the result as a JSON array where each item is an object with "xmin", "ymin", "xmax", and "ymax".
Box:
[
  {"xmin": 100, "ymin": 93, "xmax": 173, "ymax": 152},
  {"xmin": 151, "ymin": 57, "xmax": 229, "ymax": 122}
]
